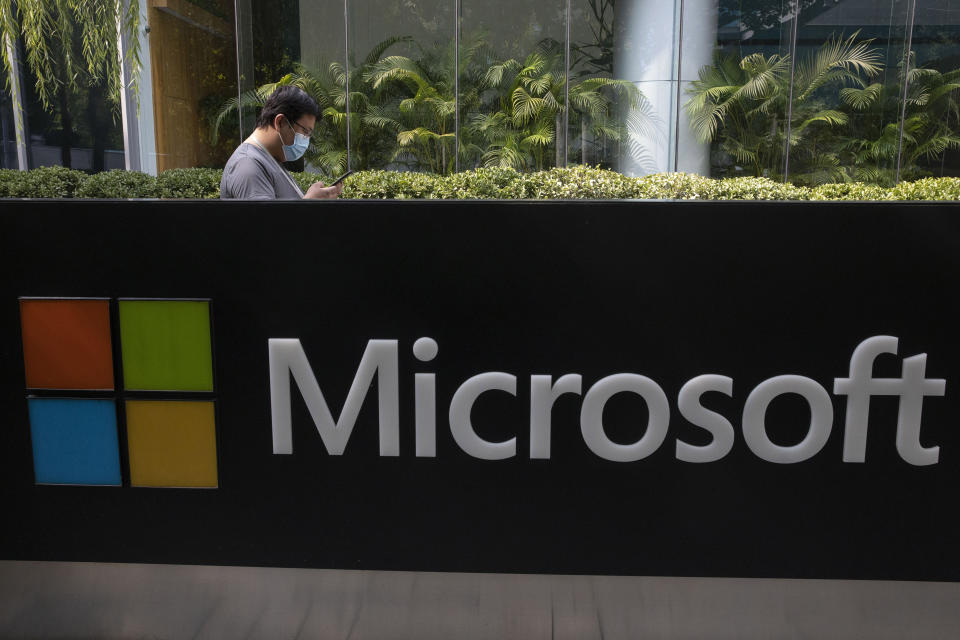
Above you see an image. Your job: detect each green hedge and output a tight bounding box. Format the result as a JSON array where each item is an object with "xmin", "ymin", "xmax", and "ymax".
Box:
[
  {"xmin": 75, "ymin": 170, "xmax": 158, "ymax": 198},
  {"xmin": 0, "ymin": 166, "xmax": 88, "ymax": 198},
  {"xmin": 156, "ymin": 168, "xmax": 223, "ymax": 199},
  {"xmin": 2, "ymin": 165, "xmax": 960, "ymax": 200}
]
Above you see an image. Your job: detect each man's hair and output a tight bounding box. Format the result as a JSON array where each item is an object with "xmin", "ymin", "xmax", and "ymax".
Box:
[{"xmin": 255, "ymin": 86, "xmax": 321, "ymax": 129}]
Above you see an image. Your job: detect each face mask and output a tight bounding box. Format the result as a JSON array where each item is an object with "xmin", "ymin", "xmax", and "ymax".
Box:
[{"xmin": 278, "ymin": 118, "xmax": 310, "ymax": 162}]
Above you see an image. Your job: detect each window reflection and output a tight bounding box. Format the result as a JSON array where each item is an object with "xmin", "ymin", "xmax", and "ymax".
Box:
[{"xmin": 14, "ymin": 21, "xmax": 126, "ymax": 172}]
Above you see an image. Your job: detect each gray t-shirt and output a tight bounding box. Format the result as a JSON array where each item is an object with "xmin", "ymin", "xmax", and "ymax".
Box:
[{"xmin": 220, "ymin": 142, "xmax": 305, "ymax": 200}]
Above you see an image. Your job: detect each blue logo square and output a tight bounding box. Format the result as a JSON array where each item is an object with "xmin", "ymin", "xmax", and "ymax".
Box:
[{"xmin": 28, "ymin": 398, "xmax": 122, "ymax": 486}]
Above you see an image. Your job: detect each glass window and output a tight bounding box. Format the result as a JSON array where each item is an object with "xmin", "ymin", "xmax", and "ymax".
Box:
[
  {"xmin": 160, "ymin": 0, "xmax": 960, "ymax": 182},
  {"xmin": 680, "ymin": 0, "xmax": 794, "ymax": 180},
  {"xmin": 783, "ymin": 0, "xmax": 911, "ymax": 186},
  {"xmin": 1, "ymin": 85, "xmax": 18, "ymax": 169},
  {"xmin": 246, "ymin": 0, "xmax": 347, "ymax": 175},
  {"xmin": 569, "ymin": 0, "xmax": 666, "ymax": 173},
  {"xmin": 348, "ymin": 0, "xmax": 456, "ymax": 173},
  {"xmin": 907, "ymin": 0, "xmax": 960, "ymax": 179},
  {"xmin": 608, "ymin": 0, "xmax": 683, "ymax": 175},
  {"xmin": 461, "ymin": 0, "xmax": 568, "ymax": 171},
  {"xmin": 22, "ymin": 80, "xmax": 125, "ymax": 172},
  {"xmin": 148, "ymin": 0, "xmax": 241, "ymax": 171},
  {"xmin": 13, "ymin": 23, "xmax": 126, "ymax": 172},
  {"xmin": 254, "ymin": 0, "xmax": 303, "ymax": 88}
]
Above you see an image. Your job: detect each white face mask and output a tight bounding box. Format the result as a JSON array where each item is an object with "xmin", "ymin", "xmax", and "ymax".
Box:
[{"xmin": 278, "ymin": 118, "xmax": 310, "ymax": 162}]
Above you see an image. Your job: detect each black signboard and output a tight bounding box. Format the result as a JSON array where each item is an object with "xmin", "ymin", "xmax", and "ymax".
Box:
[{"xmin": 1, "ymin": 199, "xmax": 958, "ymax": 581}]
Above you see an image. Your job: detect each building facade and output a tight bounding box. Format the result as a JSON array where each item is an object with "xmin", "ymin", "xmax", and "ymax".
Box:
[{"xmin": 3, "ymin": 0, "xmax": 959, "ymax": 184}]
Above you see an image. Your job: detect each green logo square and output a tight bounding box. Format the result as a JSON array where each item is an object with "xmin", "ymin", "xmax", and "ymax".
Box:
[{"xmin": 118, "ymin": 300, "xmax": 214, "ymax": 392}]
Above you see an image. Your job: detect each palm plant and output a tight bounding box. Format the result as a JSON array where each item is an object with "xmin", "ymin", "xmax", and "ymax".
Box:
[
  {"xmin": 364, "ymin": 32, "xmax": 504, "ymax": 173},
  {"xmin": 366, "ymin": 41, "xmax": 457, "ymax": 174},
  {"xmin": 839, "ymin": 57, "xmax": 960, "ymax": 184},
  {"xmin": 836, "ymin": 76, "xmax": 907, "ymax": 184},
  {"xmin": 470, "ymin": 50, "xmax": 562, "ymax": 170},
  {"xmin": 214, "ymin": 33, "xmax": 655, "ymax": 175},
  {"xmin": 470, "ymin": 42, "xmax": 653, "ymax": 171},
  {"xmin": 900, "ymin": 65, "xmax": 960, "ymax": 178},
  {"xmin": 685, "ymin": 32, "xmax": 882, "ymax": 184},
  {"xmin": 569, "ymin": 75, "xmax": 660, "ymax": 171}
]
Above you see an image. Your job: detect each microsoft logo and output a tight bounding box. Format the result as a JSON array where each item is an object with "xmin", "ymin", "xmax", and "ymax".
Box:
[{"xmin": 20, "ymin": 298, "xmax": 218, "ymax": 488}]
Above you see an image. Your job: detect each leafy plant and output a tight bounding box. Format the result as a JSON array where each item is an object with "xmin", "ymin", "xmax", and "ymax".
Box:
[
  {"xmin": 469, "ymin": 48, "xmax": 565, "ymax": 170},
  {"xmin": 469, "ymin": 41, "xmax": 655, "ymax": 172},
  {"xmin": 686, "ymin": 30, "xmax": 960, "ymax": 186},
  {"xmin": 808, "ymin": 181, "xmax": 889, "ymax": 200},
  {"xmin": 685, "ymin": 32, "xmax": 883, "ymax": 184},
  {"xmin": 337, "ymin": 169, "xmax": 439, "ymax": 198},
  {"xmin": 889, "ymin": 176, "xmax": 960, "ymax": 200},
  {"xmin": 839, "ymin": 57, "xmax": 960, "ymax": 184},
  {"xmin": 215, "ymin": 33, "xmax": 654, "ymax": 175},
  {"xmin": 366, "ymin": 41, "xmax": 457, "ymax": 174}
]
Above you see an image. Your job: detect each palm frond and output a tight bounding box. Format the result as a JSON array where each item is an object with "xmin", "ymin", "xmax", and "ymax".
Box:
[
  {"xmin": 840, "ymin": 83, "xmax": 882, "ymax": 110},
  {"xmin": 795, "ymin": 31, "xmax": 882, "ymax": 102}
]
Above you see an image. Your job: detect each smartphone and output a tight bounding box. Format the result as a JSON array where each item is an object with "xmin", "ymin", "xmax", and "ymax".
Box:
[{"xmin": 331, "ymin": 170, "xmax": 355, "ymax": 186}]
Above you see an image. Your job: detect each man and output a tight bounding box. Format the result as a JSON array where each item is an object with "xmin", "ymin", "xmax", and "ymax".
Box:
[{"xmin": 221, "ymin": 86, "xmax": 343, "ymax": 200}]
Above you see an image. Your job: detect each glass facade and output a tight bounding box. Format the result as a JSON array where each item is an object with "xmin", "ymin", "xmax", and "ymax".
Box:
[
  {"xmin": 785, "ymin": 0, "xmax": 911, "ymax": 185},
  {"xmin": 687, "ymin": 0, "xmax": 794, "ymax": 180},
  {"xmin": 3, "ymin": 23, "xmax": 126, "ymax": 171},
  {"xmin": 3, "ymin": 0, "xmax": 960, "ymax": 183},
  {"xmin": 460, "ymin": 0, "xmax": 567, "ymax": 171},
  {"xmin": 909, "ymin": 0, "xmax": 960, "ymax": 179},
  {"xmin": 349, "ymin": 0, "xmax": 455, "ymax": 172},
  {"xmin": 146, "ymin": 0, "xmax": 240, "ymax": 172}
]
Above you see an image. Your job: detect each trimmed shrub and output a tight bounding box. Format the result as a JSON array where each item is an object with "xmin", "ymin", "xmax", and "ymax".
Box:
[
  {"xmin": 500, "ymin": 166, "xmax": 637, "ymax": 199},
  {"xmin": 0, "ymin": 169, "xmax": 18, "ymax": 197},
  {"xmin": 291, "ymin": 171, "xmax": 325, "ymax": 194},
  {"xmin": 292, "ymin": 171, "xmax": 366, "ymax": 195},
  {"xmin": 808, "ymin": 182, "xmax": 891, "ymax": 201},
  {"xmin": 332, "ymin": 167, "xmax": 519, "ymax": 199},
  {"xmin": 3, "ymin": 165, "xmax": 960, "ymax": 200},
  {"xmin": 432, "ymin": 167, "xmax": 521, "ymax": 199},
  {"xmin": 1, "ymin": 166, "xmax": 88, "ymax": 198},
  {"xmin": 888, "ymin": 177, "xmax": 960, "ymax": 201},
  {"xmin": 338, "ymin": 170, "xmax": 441, "ymax": 199},
  {"xmin": 77, "ymin": 170, "xmax": 157, "ymax": 198},
  {"xmin": 712, "ymin": 177, "xmax": 810, "ymax": 200},
  {"xmin": 632, "ymin": 172, "xmax": 720, "ymax": 199},
  {"xmin": 156, "ymin": 168, "xmax": 223, "ymax": 198}
]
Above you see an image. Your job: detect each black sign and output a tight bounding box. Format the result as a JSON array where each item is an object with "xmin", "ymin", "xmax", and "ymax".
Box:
[{"xmin": 1, "ymin": 199, "xmax": 958, "ymax": 581}]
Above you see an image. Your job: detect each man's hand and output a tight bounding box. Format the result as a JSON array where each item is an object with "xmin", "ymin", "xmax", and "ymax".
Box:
[{"xmin": 304, "ymin": 181, "xmax": 343, "ymax": 199}]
